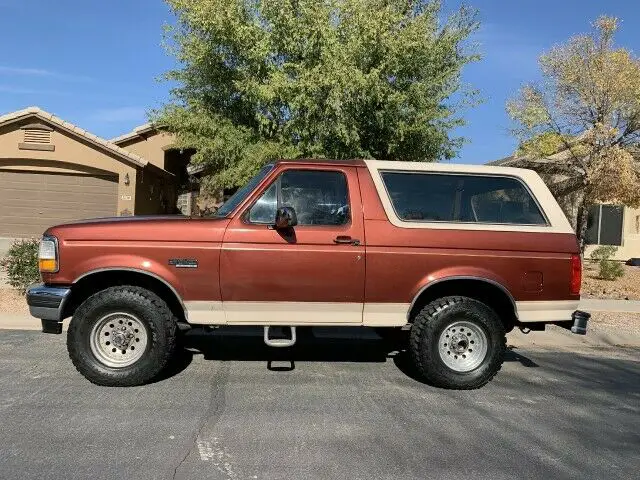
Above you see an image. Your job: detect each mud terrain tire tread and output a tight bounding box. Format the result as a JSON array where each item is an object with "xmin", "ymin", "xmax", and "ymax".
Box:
[
  {"xmin": 409, "ymin": 296, "xmax": 506, "ymax": 390},
  {"xmin": 67, "ymin": 286, "xmax": 177, "ymax": 387}
]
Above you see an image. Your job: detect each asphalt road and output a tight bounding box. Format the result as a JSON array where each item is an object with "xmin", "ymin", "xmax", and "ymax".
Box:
[{"xmin": 0, "ymin": 328, "xmax": 638, "ymax": 480}]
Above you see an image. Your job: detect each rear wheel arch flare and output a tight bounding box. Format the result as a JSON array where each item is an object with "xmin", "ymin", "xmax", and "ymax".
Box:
[{"xmin": 408, "ymin": 276, "xmax": 517, "ymax": 330}]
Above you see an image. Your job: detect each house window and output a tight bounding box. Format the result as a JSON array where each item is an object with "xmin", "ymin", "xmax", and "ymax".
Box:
[{"xmin": 585, "ymin": 204, "xmax": 623, "ymax": 246}]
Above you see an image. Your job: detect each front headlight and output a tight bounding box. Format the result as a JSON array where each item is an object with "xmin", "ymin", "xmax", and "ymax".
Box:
[{"xmin": 39, "ymin": 235, "xmax": 59, "ymax": 273}]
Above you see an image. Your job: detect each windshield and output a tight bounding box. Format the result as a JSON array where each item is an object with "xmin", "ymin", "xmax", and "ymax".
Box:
[{"xmin": 214, "ymin": 164, "xmax": 275, "ymax": 217}]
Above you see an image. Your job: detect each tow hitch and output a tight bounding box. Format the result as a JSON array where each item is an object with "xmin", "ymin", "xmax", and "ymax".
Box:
[
  {"xmin": 570, "ymin": 310, "xmax": 590, "ymax": 335},
  {"xmin": 552, "ymin": 310, "xmax": 590, "ymax": 335},
  {"xmin": 263, "ymin": 326, "xmax": 297, "ymax": 347},
  {"xmin": 519, "ymin": 310, "xmax": 591, "ymax": 335}
]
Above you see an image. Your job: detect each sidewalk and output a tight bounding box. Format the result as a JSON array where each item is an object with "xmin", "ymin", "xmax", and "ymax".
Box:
[
  {"xmin": 0, "ymin": 315, "xmax": 41, "ymax": 331},
  {"xmin": 579, "ymin": 298, "xmax": 640, "ymax": 313}
]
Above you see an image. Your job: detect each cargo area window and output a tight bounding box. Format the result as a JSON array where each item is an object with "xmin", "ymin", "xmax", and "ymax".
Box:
[
  {"xmin": 380, "ymin": 171, "xmax": 547, "ymax": 226},
  {"xmin": 247, "ymin": 169, "xmax": 350, "ymax": 226}
]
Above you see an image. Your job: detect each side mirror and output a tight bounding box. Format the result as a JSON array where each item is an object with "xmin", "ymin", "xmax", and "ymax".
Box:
[{"xmin": 274, "ymin": 206, "xmax": 298, "ymax": 229}]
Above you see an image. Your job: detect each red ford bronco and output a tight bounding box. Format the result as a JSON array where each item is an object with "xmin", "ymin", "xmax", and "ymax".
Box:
[{"xmin": 27, "ymin": 159, "xmax": 589, "ymax": 389}]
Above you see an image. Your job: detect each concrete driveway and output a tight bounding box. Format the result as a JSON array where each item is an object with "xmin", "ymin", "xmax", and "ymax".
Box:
[{"xmin": 0, "ymin": 328, "xmax": 638, "ymax": 480}]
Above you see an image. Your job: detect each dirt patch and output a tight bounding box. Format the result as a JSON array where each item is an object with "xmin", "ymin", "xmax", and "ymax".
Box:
[
  {"xmin": 0, "ymin": 288, "xmax": 29, "ymax": 315},
  {"xmin": 589, "ymin": 311, "xmax": 640, "ymax": 335},
  {"xmin": 582, "ymin": 261, "xmax": 640, "ymax": 300}
]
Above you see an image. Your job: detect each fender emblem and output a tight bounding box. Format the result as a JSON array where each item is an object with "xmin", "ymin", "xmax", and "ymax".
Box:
[{"xmin": 168, "ymin": 258, "xmax": 198, "ymax": 268}]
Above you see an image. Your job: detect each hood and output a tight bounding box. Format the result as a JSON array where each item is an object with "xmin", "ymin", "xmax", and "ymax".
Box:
[{"xmin": 46, "ymin": 215, "xmax": 230, "ymax": 243}]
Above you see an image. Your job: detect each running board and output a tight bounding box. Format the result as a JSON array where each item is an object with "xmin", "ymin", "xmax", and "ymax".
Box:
[{"xmin": 263, "ymin": 326, "xmax": 296, "ymax": 347}]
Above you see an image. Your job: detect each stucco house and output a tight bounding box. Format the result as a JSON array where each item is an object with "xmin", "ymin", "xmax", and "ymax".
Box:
[
  {"xmin": 489, "ymin": 155, "xmax": 640, "ymax": 261},
  {"xmin": 0, "ymin": 107, "xmax": 194, "ymax": 238}
]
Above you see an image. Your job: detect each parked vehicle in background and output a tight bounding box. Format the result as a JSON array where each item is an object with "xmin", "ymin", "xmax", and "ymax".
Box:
[{"xmin": 26, "ymin": 159, "xmax": 588, "ymax": 389}]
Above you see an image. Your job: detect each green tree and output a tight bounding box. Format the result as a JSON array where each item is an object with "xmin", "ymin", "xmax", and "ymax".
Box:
[
  {"xmin": 507, "ymin": 16, "xmax": 640, "ymax": 249},
  {"xmin": 156, "ymin": 0, "xmax": 479, "ymax": 191}
]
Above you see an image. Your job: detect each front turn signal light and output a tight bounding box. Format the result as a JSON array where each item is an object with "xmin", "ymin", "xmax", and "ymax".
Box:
[{"xmin": 39, "ymin": 236, "xmax": 59, "ymax": 273}]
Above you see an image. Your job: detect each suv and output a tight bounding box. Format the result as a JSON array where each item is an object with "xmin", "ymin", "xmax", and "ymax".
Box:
[{"xmin": 26, "ymin": 159, "xmax": 588, "ymax": 389}]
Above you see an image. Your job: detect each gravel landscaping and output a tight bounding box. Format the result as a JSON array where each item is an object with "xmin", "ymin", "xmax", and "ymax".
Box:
[
  {"xmin": 588, "ymin": 311, "xmax": 640, "ymax": 334},
  {"xmin": 582, "ymin": 261, "xmax": 640, "ymax": 300},
  {"xmin": 0, "ymin": 288, "xmax": 29, "ymax": 315}
]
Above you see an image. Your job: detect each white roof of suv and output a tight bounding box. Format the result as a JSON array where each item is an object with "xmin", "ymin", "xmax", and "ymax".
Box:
[{"xmin": 363, "ymin": 159, "xmax": 574, "ymax": 234}]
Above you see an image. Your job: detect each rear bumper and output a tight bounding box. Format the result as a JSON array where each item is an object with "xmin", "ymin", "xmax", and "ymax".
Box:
[{"xmin": 26, "ymin": 283, "xmax": 70, "ymax": 325}]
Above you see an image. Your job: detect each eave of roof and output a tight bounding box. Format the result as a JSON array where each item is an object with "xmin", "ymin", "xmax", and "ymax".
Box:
[
  {"xmin": 110, "ymin": 123, "xmax": 156, "ymax": 145},
  {"xmin": 0, "ymin": 106, "xmax": 149, "ymax": 169}
]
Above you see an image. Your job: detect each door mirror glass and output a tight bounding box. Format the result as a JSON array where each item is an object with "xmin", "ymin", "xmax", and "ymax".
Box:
[{"xmin": 275, "ymin": 206, "xmax": 298, "ymax": 229}]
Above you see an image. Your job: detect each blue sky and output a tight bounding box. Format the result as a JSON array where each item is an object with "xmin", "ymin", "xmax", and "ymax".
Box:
[{"xmin": 0, "ymin": 1, "xmax": 638, "ymax": 163}]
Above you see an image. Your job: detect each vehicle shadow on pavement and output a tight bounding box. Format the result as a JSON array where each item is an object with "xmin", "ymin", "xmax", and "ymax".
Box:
[{"xmin": 155, "ymin": 327, "xmax": 539, "ymax": 383}]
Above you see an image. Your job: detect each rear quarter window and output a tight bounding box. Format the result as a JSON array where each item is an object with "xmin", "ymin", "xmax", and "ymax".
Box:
[{"xmin": 380, "ymin": 172, "xmax": 547, "ymax": 226}]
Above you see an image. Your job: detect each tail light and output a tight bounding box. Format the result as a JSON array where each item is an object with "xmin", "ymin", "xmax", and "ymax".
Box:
[{"xmin": 570, "ymin": 254, "xmax": 581, "ymax": 295}]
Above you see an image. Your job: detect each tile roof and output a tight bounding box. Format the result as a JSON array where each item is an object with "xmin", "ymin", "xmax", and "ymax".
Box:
[
  {"xmin": 0, "ymin": 106, "xmax": 148, "ymax": 168},
  {"xmin": 110, "ymin": 123, "xmax": 156, "ymax": 144}
]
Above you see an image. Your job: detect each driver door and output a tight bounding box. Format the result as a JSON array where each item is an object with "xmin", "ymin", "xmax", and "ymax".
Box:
[{"xmin": 220, "ymin": 165, "xmax": 365, "ymax": 324}]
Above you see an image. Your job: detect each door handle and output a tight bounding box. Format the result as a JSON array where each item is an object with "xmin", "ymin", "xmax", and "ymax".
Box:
[{"xmin": 334, "ymin": 235, "xmax": 360, "ymax": 246}]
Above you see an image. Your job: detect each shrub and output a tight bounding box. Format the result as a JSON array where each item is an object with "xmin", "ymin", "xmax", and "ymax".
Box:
[
  {"xmin": 589, "ymin": 245, "xmax": 624, "ymax": 280},
  {"xmin": 0, "ymin": 239, "xmax": 40, "ymax": 294}
]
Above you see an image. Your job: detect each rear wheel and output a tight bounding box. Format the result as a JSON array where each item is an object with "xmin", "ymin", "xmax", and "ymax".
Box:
[
  {"xmin": 67, "ymin": 286, "xmax": 177, "ymax": 386},
  {"xmin": 409, "ymin": 296, "xmax": 506, "ymax": 389}
]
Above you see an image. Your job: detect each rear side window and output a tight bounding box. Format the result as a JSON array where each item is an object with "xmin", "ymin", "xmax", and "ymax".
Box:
[{"xmin": 380, "ymin": 172, "xmax": 547, "ymax": 226}]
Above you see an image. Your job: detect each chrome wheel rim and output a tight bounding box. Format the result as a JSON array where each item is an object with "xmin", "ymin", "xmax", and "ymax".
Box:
[
  {"xmin": 89, "ymin": 312, "xmax": 148, "ymax": 368},
  {"xmin": 438, "ymin": 320, "xmax": 488, "ymax": 372}
]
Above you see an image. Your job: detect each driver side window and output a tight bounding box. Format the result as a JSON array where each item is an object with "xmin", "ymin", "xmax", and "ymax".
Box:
[{"xmin": 247, "ymin": 169, "xmax": 350, "ymax": 226}]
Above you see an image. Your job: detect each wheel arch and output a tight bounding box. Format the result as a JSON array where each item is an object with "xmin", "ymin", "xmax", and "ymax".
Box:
[
  {"xmin": 63, "ymin": 268, "xmax": 187, "ymax": 322},
  {"xmin": 407, "ymin": 276, "xmax": 517, "ymax": 331}
]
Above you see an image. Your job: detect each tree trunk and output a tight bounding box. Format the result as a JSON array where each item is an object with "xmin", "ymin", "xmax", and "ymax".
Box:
[{"xmin": 575, "ymin": 197, "xmax": 590, "ymax": 254}]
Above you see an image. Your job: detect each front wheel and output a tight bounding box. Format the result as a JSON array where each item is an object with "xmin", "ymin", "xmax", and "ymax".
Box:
[
  {"xmin": 67, "ymin": 286, "xmax": 177, "ymax": 386},
  {"xmin": 409, "ymin": 296, "xmax": 506, "ymax": 389}
]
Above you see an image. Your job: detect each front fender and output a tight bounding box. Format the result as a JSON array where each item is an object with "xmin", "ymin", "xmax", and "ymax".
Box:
[{"xmin": 69, "ymin": 254, "xmax": 186, "ymax": 298}]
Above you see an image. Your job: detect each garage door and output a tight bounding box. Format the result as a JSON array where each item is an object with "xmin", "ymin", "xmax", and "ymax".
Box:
[{"xmin": 0, "ymin": 171, "xmax": 118, "ymax": 237}]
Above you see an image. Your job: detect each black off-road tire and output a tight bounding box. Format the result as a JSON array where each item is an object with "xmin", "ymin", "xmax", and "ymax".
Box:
[
  {"xmin": 409, "ymin": 296, "xmax": 506, "ymax": 389},
  {"xmin": 67, "ymin": 286, "xmax": 177, "ymax": 387}
]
